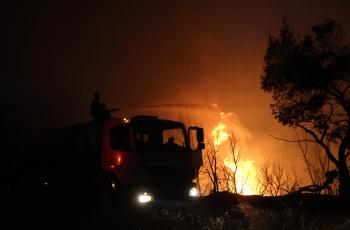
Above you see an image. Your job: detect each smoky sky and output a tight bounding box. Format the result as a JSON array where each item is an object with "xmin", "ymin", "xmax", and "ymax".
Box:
[{"xmin": 5, "ymin": 0, "xmax": 350, "ymax": 144}]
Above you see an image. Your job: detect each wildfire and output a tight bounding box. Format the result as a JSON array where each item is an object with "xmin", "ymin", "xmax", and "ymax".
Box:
[
  {"xmin": 211, "ymin": 122, "xmax": 229, "ymax": 149},
  {"xmin": 224, "ymin": 158, "xmax": 257, "ymax": 195},
  {"xmin": 211, "ymin": 120, "xmax": 258, "ymax": 195}
]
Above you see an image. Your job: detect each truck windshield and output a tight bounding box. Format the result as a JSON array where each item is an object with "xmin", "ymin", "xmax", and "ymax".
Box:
[
  {"xmin": 134, "ymin": 123, "xmax": 187, "ymax": 154},
  {"xmin": 162, "ymin": 128, "xmax": 185, "ymax": 147}
]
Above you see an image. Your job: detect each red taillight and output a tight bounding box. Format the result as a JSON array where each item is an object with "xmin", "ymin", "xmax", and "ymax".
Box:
[
  {"xmin": 115, "ymin": 152, "xmax": 123, "ymax": 166},
  {"xmin": 106, "ymin": 151, "xmax": 123, "ymax": 169},
  {"xmin": 105, "ymin": 151, "xmax": 124, "ymax": 169}
]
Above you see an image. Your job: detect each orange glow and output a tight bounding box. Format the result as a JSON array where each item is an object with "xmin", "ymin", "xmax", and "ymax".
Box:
[{"xmin": 211, "ymin": 119, "xmax": 258, "ymax": 195}]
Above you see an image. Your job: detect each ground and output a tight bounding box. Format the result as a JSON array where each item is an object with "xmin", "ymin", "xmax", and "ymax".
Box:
[{"xmin": 1, "ymin": 188, "xmax": 350, "ymax": 230}]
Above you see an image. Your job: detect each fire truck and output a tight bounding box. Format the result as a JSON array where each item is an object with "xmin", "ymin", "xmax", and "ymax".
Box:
[{"xmin": 23, "ymin": 115, "xmax": 204, "ymax": 204}]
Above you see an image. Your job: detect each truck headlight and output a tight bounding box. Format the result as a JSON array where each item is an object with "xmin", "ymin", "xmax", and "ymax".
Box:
[
  {"xmin": 137, "ymin": 192, "xmax": 153, "ymax": 204},
  {"xmin": 189, "ymin": 187, "xmax": 199, "ymax": 197}
]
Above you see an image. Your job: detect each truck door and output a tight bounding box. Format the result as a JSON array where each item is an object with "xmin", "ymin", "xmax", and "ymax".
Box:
[
  {"xmin": 102, "ymin": 119, "xmax": 133, "ymax": 181},
  {"xmin": 188, "ymin": 127, "xmax": 205, "ymax": 195}
]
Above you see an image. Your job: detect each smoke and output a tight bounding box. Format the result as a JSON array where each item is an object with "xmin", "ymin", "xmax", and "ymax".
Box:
[{"xmin": 118, "ymin": 103, "xmax": 254, "ymax": 150}]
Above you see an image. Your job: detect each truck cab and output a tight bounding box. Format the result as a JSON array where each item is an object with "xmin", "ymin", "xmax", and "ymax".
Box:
[
  {"xmin": 25, "ymin": 115, "xmax": 204, "ymax": 203},
  {"xmin": 102, "ymin": 115, "xmax": 204, "ymax": 201}
]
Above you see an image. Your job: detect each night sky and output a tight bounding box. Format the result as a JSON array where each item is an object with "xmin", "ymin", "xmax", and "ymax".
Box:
[{"xmin": 5, "ymin": 0, "xmax": 350, "ymax": 167}]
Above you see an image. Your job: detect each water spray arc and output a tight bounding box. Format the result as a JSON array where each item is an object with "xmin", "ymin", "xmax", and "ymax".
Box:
[{"xmin": 116, "ymin": 103, "xmax": 219, "ymax": 112}]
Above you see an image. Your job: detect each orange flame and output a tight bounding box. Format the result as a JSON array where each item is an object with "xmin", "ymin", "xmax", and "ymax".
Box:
[
  {"xmin": 224, "ymin": 158, "xmax": 258, "ymax": 195},
  {"xmin": 211, "ymin": 120, "xmax": 258, "ymax": 195},
  {"xmin": 211, "ymin": 122, "xmax": 229, "ymax": 149}
]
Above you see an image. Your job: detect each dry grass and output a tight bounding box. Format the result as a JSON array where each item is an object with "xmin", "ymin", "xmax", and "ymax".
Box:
[{"xmin": 137, "ymin": 202, "xmax": 350, "ymax": 230}]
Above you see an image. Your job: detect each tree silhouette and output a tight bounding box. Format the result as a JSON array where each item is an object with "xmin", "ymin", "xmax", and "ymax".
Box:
[
  {"xmin": 202, "ymin": 140, "xmax": 220, "ymax": 193},
  {"xmin": 257, "ymin": 159, "xmax": 301, "ymax": 196},
  {"xmin": 261, "ymin": 19, "xmax": 350, "ymax": 198}
]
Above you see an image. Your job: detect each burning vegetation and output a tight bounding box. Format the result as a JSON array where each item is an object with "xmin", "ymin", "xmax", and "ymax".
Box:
[
  {"xmin": 199, "ymin": 111, "xmax": 259, "ymax": 195},
  {"xmin": 198, "ymin": 111, "xmax": 303, "ymax": 196}
]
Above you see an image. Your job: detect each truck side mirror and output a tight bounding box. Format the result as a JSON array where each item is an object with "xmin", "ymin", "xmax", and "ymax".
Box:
[
  {"xmin": 198, "ymin": 142, "xmax": 205, "ymax": 150},
  {"xmin": 196, "ymin": 128, "xmax": 204, "ymax": 143},
  {"xmin": 188, "ymin": 127, "xmax": 205, "ymax": 151}
]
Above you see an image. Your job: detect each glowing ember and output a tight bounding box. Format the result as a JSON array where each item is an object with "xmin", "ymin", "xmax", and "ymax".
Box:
[{"xmin": 211, "ymin": 120, "xmax": 258, "ymax": 195}]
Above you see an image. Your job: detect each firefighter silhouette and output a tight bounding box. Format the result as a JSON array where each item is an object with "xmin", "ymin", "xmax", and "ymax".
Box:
[{"xmin": 90, "ymin": 91, "xmax": 119, "ymax": 121}]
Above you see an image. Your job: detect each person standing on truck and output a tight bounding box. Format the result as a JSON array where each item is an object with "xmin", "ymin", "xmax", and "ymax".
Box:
[{"xmin": 90, "ymin": 91, "xmax": 119, "ymax": 121}]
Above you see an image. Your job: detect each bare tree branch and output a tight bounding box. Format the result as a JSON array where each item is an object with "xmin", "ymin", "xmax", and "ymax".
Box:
[
  {"xmin": 270, "ymin": 135, "xmax": 316, "ymax": 143},
  {"xmin": 297, "ymin": 124, "xmax": 338, "ymax": 165}
]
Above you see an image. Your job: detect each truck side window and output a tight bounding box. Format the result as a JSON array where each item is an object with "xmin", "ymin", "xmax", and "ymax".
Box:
[
  {"xmin": 135, "ymin": 131, "xmax": 158, "ymax": 153},
  {"xmin": 110, "ymin": 125, "xmax": 130, "ymax": 151}
]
